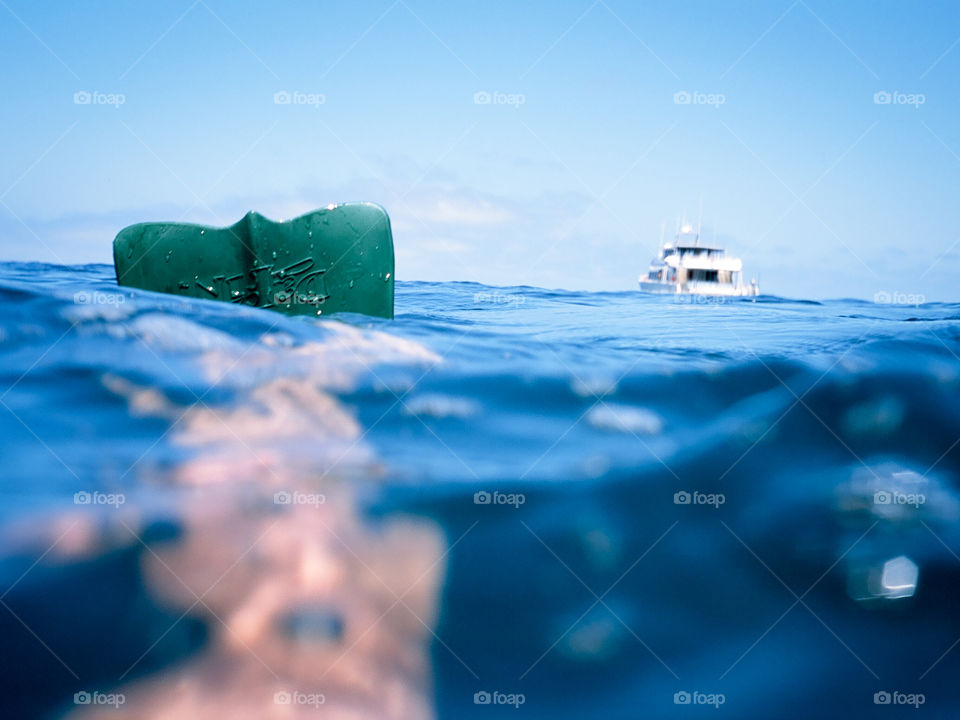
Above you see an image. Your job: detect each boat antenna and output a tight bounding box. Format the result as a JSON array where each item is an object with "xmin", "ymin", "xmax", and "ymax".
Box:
[{"xmin": 696, "ymin": 195, "xmax": 703, "ymax": 246}]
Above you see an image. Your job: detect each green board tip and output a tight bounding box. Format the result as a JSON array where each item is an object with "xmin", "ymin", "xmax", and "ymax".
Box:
[{"xmin": 113, "ymin": 202, "xmax": 394, "ymax": 319}]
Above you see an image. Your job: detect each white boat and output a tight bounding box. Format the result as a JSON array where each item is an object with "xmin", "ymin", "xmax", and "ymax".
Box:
[{"xmin": 638, "ymin": 222, "xmax": 759, "ymax": 296}]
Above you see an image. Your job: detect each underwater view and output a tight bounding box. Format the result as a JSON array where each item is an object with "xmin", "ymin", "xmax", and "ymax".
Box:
[{"xmin": 1, "ymin": 262, "xmax": 959, "ymax": 718}]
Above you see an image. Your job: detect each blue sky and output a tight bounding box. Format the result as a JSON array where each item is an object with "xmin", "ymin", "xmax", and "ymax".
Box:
[{"xmin": 1, "ymin": 0, "xmax": 958, "ymax": 300}]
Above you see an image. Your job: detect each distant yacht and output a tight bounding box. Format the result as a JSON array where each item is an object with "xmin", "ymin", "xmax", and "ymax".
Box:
[{"xmin": 638, "ymin": 222, "xmax": 759, "ymax": 297}]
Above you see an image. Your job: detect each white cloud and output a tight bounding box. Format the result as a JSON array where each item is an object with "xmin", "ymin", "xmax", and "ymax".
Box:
[{"xmin": 393, "ymin": 196, "xmax": 513, "ymax": 229}]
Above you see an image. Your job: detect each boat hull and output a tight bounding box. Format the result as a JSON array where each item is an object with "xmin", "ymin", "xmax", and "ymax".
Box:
[{"xmin": 638, "ymin": 280, "xmax": 759, "ymax": 297}]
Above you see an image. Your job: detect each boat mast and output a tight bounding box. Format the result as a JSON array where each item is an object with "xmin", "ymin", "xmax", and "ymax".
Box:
[{"xmin": 696, "ymin": 195, "xmax": 703, "ymax": 247}]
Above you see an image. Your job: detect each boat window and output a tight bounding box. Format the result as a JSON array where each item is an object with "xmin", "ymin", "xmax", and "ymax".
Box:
[{"xmin": 689, "ymin": 269, "xmax": 718, "ymax": 282}]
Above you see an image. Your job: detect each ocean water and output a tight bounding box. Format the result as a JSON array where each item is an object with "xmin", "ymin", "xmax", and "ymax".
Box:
[{"xmin": 1, "ymin": 261, "xmax": 960, "ymax": 719}]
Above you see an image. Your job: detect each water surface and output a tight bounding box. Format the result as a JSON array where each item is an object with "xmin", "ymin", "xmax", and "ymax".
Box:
[{"xmin": 1, "ymin": 262, "xmax": 959, "ymax": 718}]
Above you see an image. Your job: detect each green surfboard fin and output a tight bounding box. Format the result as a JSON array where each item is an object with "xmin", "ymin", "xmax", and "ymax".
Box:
[{"xmin": 113, "ymin": 202, "xmax": 394, "ymax": 319}]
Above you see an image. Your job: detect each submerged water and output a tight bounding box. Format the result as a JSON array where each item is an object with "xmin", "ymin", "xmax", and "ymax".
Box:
[{"xmin": 1, "ymin": 261, "xmax": 959, "ymax": 718}]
